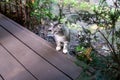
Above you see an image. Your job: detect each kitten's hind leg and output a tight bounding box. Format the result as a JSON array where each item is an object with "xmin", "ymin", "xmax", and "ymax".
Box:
[
  {"xmin": 56, "ymin": 42, "xmax": 62, "ymax": 51},
  {"xmin": 63, "ymin": 42, "xmax": 69, "ymax": 54}
]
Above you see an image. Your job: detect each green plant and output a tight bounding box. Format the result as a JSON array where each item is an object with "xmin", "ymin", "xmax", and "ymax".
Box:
[
  {"xmin": 30, "ymin": 0, "xmax": 56, "ymax": 23},
  {"xmin": 76, "ymin": 0, "xmax": 120, "ymax": 80},
  {"xmin": 76, "ymin": 2, "xmax": 94, "ymax": 12}
]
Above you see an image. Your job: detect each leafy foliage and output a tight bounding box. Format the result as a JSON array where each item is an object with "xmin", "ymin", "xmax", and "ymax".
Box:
[
  {"xmin": 30, "ymin": 0, "xmax": 56, "ymax": 23},
  {"xmin": 76, "ymin": 0, "xmax": 120, "ymax": 80}
]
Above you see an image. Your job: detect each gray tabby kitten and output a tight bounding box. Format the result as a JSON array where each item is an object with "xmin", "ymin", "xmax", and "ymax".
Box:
[{"xmin": 50, "ymin": 23, "xmax": 70, "ymax": 54}]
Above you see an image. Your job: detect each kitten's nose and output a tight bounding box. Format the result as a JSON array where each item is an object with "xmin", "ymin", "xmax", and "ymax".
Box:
[{"xmin": 59, "ymin": 27, "xmax": 62, "ymax": 29}]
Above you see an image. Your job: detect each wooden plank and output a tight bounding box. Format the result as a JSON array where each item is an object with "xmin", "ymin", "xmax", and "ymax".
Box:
[
  {"xmin": 0, "ymin": 45, "xmax": 37, "ymax": 80},
  {"xmin": 0, "ymin": 13, "xmax": 81, "ymax": 80},
  {"xmin": 0, "ymin": 26, "xmax": 70, "ymax": 80}
]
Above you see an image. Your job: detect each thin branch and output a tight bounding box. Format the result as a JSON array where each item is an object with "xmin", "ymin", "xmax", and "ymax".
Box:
[{"xmin": 98, "ymin": 30, "xmax": 120, "ymax": 65}]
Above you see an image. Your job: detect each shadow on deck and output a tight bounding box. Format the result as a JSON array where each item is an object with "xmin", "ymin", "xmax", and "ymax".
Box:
[{"xmin": 0, "ymin": 13, "xmax": 81, "ymax": 80}]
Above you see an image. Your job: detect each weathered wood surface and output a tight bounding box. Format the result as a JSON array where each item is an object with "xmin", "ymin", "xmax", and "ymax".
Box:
[{"xmin": 0, "ymin": 13, "xmax": 81, "ymax": 80}]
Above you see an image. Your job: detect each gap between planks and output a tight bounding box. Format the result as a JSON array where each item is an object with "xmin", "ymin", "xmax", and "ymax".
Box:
[{"xmin": 0, "ymin": 13, "xmax": 81, "ymax": 80}]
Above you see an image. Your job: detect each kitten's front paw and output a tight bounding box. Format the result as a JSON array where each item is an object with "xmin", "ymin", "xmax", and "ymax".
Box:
[
  {"xmin": 56, "ymin": 46, "xmax": 61, "ymax": 51},
  {"xmin": 63, "ymin": 49, "xmax": 68, "ymax": 54}
]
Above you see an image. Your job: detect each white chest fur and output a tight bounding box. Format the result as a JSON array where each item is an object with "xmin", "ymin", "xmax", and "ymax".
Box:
[{"xmin": 54, "ymin": 35, "xmax": 68, "ymax": 42}]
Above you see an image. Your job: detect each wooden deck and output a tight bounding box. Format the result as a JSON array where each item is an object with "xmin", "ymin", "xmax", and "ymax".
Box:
[{"xmin": 0, "ymin": 13, "xmax": 81, "ymax": 80}]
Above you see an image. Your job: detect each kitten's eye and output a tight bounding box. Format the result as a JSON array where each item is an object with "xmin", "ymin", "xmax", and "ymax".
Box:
[{"xmin": 50, "ymin": 23, "xmax": 54, "ymax": 26}]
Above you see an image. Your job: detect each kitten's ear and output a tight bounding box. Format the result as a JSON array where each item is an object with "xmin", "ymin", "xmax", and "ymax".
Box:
[{"xmin": 57, "ymin": 24, "xmax": 62, "ymax": 28}]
